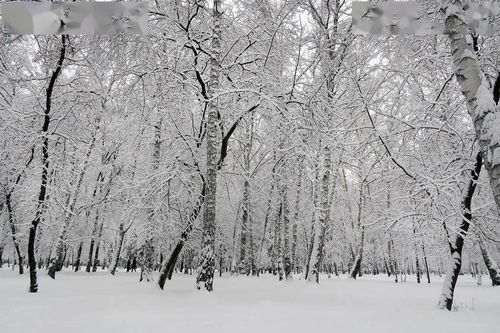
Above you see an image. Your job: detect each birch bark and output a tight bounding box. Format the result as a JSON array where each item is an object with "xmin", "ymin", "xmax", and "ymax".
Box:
[{"xmin": 196, "ymin": 0, "xmax": 223, "ymax": 292}]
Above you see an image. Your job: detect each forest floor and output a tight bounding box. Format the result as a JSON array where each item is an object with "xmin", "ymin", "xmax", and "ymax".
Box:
[{"xmin": 1, "ymin": 267, "xmax": 499, "ymax": 333}]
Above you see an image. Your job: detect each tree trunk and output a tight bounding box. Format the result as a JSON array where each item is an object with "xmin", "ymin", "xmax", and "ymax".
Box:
[
  {"xmin": 389, "ymin": 237, "xmax": 398, "ymax": 282},
  {"xmin": 444, "ymin": 2, "xmax": 500, "ymax": 213},
  {"xmin": 0, "ymin": 206, "xmax": 6, "ymax": 268},
  {"xmin": 412, "ymin": 222, "xmax": 421, "ymax": 284},
  {"xmin": 157, "ymin": 105, "xmax": 259, "ymax": 288},
  {"xmin": 86, "ymin": 174, "xmax": 106, "ymax": 272},
  {"xmin": 422, "ymin": 244, "xmax": 431, "ymax": 284},
  {"xmin": 6, "ymin": 193, "xmax": 23, "ymax": 274},
  {"xmin": 239, "ymin": 180, "xmax": 250, "ymax": 274},
  {"xmin": 274, "ymin": 202, "xmax": 284, "ymax": 281},
  {"xmin": 92, "ymin": 219, "xmax": 105, "ymax": 272},
  {"xmin": 73, "ymin": 241, "xmax": 83, "ymax": 272},
  {"xmin": 282, "ymin": 182, "xmax": 292, "ymax": 280},
  {"xmin": 350, "ymin": 226, "xmax": 365, "ymax": 279},
  {"xmin": 350, "ymin": 174, "xmax": 365, "ymax": 279},
  {"xmin": 258, "ymin": 156, "xmax": 276, "ymax": 273},
  {"xmin": 438, "ymin": 151, "xmax": 482, "ymax": 310},
  {"xmin": 139, "ymin": 238, "xmax": 154, "ymax": 282},
  {"xmin": 159, "ymin": 188, "xmax": 204, "ymax": 286},
  {"xmin": 110, "ymin": 223, "xmax": 126, "ymax": 275},
  {"xmin": 304, "ymin": 158, "xmax": 320, "ymax": 280},
  {"xmin": 195, "ymin": 0, "xmax": 223, "ymax": 292},
  {"xmin": 86, "ymin": 212, "xmax": 98, "ymax": 273},
  {"xmin": 158, "ymin": 182, "xmax": 205, "ymax": 289},
  {"xmin": 476, "ymin": 262, "xmax": 483, "ymax": 285},
  {"xmin": 308, "ymin": 147, "xmax": 332, "ymax": 283},
  {"xmin": 140, "ymin": 117, "xmax": 162, "ymax": 282},
  {"xmin": 0, "ymin": 229, "xmax": 5, "ymax": 268},
  {"xmin": 478, "ymin": 236, "xmax": 500, "ymax": 286},
  {"xmin": 238, "ymin": 114, "xmax": 255, "ymax": 275},
  {"xmin": 291, "ymin": 158, "xmax": 303, "ymax": 273},
  {"xmin": 28, "ymin": 35, "xmax": 67, "ymax": 292}
]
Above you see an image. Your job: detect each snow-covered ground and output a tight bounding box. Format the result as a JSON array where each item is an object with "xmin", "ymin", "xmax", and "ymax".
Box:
[{"xmin": 1, "ymin": 268, "xmax": 499, "ymax": 333}]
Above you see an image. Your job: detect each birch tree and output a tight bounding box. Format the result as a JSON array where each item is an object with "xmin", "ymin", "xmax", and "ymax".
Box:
[{"xmin": 196, "ymin": 0, "xmax": 223, "ymax": 292}]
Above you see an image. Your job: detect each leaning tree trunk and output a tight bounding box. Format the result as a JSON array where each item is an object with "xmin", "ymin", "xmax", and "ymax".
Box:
[
  {"xmin": 444, "ymin": 1, "xmax": 500, "ymax": 213},
  {"xmin": 195, "ymin": 0, "xmax": 222, "ymax": 292},
  {"xmin": 478, "ymin": 236, "xmax": 500, "ymax": 286},
  {"xmin": 438, "ymin": 152, "xmax": 483, "ymax": 310},
  {"xmin": 158, "ymin": 182, "xmax": 205, "ymax": 288},
  {"xmin": 422, "ymin": 244, "xmax": 431, "ymax": 284},
  {"xmin": 28, "ymin": 35, "xmax": 67, "ymax": 293},
  {"xmin": 157, "ymin": 123, "xmax": 259, "ymax": 288},
  {"xmin": 440, "ymin": 5, "xmax": 500, "ymax": 306}
]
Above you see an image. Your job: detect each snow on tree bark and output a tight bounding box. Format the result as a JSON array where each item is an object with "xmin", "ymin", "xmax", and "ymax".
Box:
[
  {"xmin": 6, "ymin": 192, "xmax": 23, "ymax": 274},
  {"xmin": 444, "ymin": 1, "xmax": 500, "ymax": 213},
  {"xmin": 478, "ymin": 236, "xmax": 500, "ymax": 286},
  {"xmin": 239, "ymin": 178, "xmax": 251, "ymax": 275},
  {"xmin": 110, "ymin": 223, "xmax": 128, "ymax": 275},
  {"xmin": 350, "ymin": 227, "xmax": 365, "ymax": 279},
  {"xmin": 238, "ymin": 114, "xmax": 256, "ymax": 276},
  {"xmin": 28, "ymin": 35, "xmax": 67, "ymax": 293},
  {"xmin": 282, "ymin": 180, "xmax": 292, "ymax": 280},
  {"xmin": 273, "ymin": 200, "xmax": 284, "ymax": 281},
  {"xmin": 258, "ymin": 154, "xmax": 276, "ymax": 273},
  {"xmin": 438, "ymin": 152, "xmax": 483, "ymax": 310},
  {"xmin": 291, "ymin": 157, "xmax": 303, "ymax": 273},
  {"xmin": 308, "ymin": 146, "xmax": 332, "ymax": 283},
  {"xmin": 158, "ymin": 181, "xmax": 206, "ymax": 288},
  {"xmin": 140, "ymin": 117, "xmax": 162, "ymax": 282},
  {"xmin": 195, "ymin": 0, "xmax": 223, "ymax": 292},
  {"xmin": 412, "ymin": 222, "xmax": 421, "ymax": 284},
  {"xmin": 304, "ymin": 157, "xmax": 321, "ymax": 280}
]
